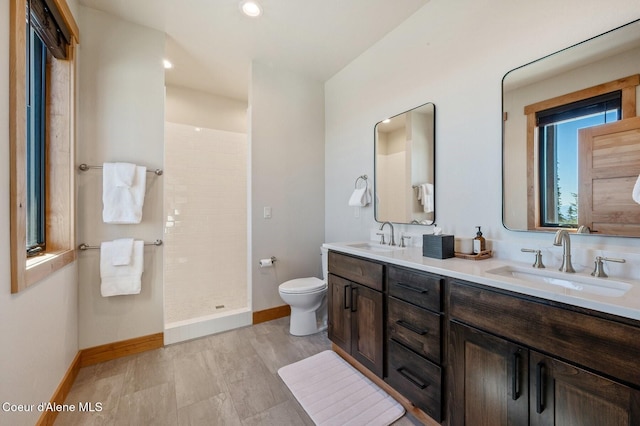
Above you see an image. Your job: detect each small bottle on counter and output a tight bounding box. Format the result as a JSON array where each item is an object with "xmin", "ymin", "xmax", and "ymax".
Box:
[{"xmin": 473, "ymin": 226, "xmax": 486, "ymax": 254}]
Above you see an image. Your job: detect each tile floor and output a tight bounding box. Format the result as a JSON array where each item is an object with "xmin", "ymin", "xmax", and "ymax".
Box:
[{"xmin": 55, "ymin": 317, "xmax": 419, "ymax": 425}]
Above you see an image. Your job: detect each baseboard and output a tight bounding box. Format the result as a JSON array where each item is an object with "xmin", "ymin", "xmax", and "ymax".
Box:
[
  {"xmin": 253, "ymin": 304, "xmax": 290, "ymax": 324},
  {"xmin": 35, "ymin": 351, "xmax": 82, "ymax": 426},
  {"xmin": 79, "ymin": 332, "xmax": 164, "ymax": 367},
  {"xmin": 332, "ymin": 344, "xmax": 440, "ymax": 426}
]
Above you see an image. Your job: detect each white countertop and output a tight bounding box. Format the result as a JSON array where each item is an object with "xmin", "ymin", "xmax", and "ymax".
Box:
[{"xmin": 323, "ymin": 241, "xmax": 640, "ymax": 321}]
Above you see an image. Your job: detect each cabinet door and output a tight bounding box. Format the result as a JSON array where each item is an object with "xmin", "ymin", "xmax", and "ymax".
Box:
[
  {"xmin": 530, "ymin": 351, "xmax": 640, "ymax": 426},
  {"xmin": 351, "ymin": 282, "xmax": 384, "ymax": 377},
  {"xmin": 327, "ymin": 274, "xmax": 351, "ymax": 354},
  {"xmin": 449, "ymin": 322, "xmax": 529, "ymax": 426}
]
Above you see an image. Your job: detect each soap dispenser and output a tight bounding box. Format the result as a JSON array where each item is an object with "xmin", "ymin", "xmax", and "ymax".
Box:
[{"xmin": 473, "ymin": 226, "xmax": 486, "ymax": 254}]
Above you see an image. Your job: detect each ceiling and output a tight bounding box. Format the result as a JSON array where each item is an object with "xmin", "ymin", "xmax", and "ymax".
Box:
[{"xmin": 78, "ymin": 0, "xmax": 430, "ymax": 101}]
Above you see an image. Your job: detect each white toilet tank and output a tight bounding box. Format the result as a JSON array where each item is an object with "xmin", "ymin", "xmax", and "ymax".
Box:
[{"xmin": 321, "ymin": 246, "xmax": 328, "ymax": 281}]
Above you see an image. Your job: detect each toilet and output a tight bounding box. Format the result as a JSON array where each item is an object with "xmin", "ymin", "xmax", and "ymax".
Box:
[{"xmin": 278, "ymin": 247, "xmax": 328, "ymax": 336}]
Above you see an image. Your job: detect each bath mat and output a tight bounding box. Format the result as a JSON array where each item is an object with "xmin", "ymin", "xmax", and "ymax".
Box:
[{"xmin": 277, "ymin": 350, "xmax": 405, "ymax": 426}]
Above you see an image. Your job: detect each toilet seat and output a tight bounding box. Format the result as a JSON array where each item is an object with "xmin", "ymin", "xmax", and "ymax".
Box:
[{"xmin": 279, "ymin": 277, "xmax": 327, "ymax": 294}]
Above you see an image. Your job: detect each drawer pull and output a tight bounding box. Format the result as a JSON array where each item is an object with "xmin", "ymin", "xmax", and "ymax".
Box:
[
  {"xmin": 343, "ymin": 285, "xmax": 350, "ymax": 310},
  {"xmin": 397, "ymin": 367, "xmax": 428, "ymax": 389},
  {"xmin": 396, "ymin": 320, "xmax": 428, "ymax": 336},
  {"xmin": 396, "ymin": 282, "xmax": 428, "ymax": 294},
  {"xmin": 512, "ymin": 351, "xmax": 520, "ymax": 401},
  {"xmin": 536, "ymin": 362, "xmax": 545, "ymax": 414}
]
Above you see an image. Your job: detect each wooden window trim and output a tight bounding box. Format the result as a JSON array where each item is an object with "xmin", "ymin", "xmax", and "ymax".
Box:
[
  {"xmin": 10, "ymin": 0, "xmax": 79, "ymax": 293},
  {"xmin": 523, "ymin": 75, "xmax": 639, "ymax": 231}
]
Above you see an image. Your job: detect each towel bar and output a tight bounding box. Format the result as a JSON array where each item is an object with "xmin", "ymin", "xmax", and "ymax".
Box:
[
  {"xmin": 78, "ymin": 239, "xmax": 163, "ymax": 250},
  {"xmin": 78, "ymin": 163, "xmax": 163, "ymax": 176},
  {"xmin": 355, "ymin": 174, "xmax": 368, "ymax": 189}
]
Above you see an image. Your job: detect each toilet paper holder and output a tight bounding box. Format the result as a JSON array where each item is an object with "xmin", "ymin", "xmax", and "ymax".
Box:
[{"xmin": 259, "ymin": 256, "xmax": 277, "ymax": 267}]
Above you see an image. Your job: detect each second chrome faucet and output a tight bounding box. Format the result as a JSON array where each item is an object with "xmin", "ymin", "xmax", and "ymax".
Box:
[
  {"xmin": 379, "ymin": 221, "xmax": 396, "ymax": 246},
  {"xmin": 553, "ymin": 230, "xmax": 575, "ymax": 273}
]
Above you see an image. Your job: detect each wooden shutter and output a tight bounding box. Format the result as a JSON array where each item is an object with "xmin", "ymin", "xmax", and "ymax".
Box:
[{"xmin": 578, "ymin": 116, "xmax": 640, "ymax": 236}]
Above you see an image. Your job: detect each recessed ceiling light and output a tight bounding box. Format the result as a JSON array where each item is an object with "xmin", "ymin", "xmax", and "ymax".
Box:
[
  {"xmin": 163, "ymin": 59, "xmax": 173, "ymax": 69},
  {"xmin": 240, "ymin": 1, "xmax": 262, "ymax": 17},
  {"xmin": 382, "ymin": 119, "xmax": 391, "ymax": 124}
]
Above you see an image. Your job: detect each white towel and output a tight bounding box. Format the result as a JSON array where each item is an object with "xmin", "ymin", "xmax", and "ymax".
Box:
[
  {"xmin": 100, "ymin": 240, "xmax": 144, "ymax": 297},
  {"xmin": 633, "ymin": 174, "xmax": 640, "ymax": 204},
  {"xmin": 348, "ymin": 187, "xmax": 371, "ymax": 207},
  {"xmin": 110, "ymin": 238, "xmax": 134, "ymax": 266},
  {"xmin": 103, "ymin": 163, "xmax": 147, "ymax": 224},
  {"xmin": 417, "ymin": 183, "xmax": 434, "ymax": 213},
  {"xmin": 112, "ymin": 162, "xmax": 136, "ymax": 187}
]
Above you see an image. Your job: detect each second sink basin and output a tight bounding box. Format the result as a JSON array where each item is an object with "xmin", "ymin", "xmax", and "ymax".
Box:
[
  {"xmin": 348, "ymin": 242, "xmax": 404, "ymax": 253},
  {"xmin": 486, "ymin": 265, "xmax": 632, "ymax": 298}
]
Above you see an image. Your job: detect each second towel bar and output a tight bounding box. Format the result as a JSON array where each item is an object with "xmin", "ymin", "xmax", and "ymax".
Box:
[
  {"xmin": 79, "ymin": 163, "xmax": 163, "ymax": 176},
  {"xmin": 78, "ymin": 239, "xmax": 163, "ymax": 250}
]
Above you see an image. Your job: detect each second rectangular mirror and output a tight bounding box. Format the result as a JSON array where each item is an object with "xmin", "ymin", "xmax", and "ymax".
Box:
[
  {"xmin": 503, "ymin": 19, "xmax": 640, "ymax": 237},
  {"xmin": 375, "ymin": 102, "xmax": 435, "ymax": 225}
]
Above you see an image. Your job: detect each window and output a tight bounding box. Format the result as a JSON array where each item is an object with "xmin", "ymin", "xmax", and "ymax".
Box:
[
  {"xmin": 10, "ymin": 0, "xmax": 79, "ymax": 292},
  {"xmin": 26, "ymin": 29, "xmax": 47, "ymax": 256},
  {"xmin": 523, "ymin": 75, "xmax": 638, "ymax": 231},
  {"xmin": 537, "ymin": 92, "xmax": 622, "ymax": 228}
]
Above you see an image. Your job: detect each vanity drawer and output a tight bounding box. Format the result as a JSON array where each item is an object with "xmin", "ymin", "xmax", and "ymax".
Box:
[
  {"xmin": 388, "ymin": 297, "xmax": 441, "ymax": 363},
  {"xmin": 328, "ymin": 251, "xmax": 383, "ymax": 291},
  {"xmin": 388, "ymin": 266, "xmax": 442, "ymax": 312},
  {"xmin": 386, "ymin": 339, "xmax": 442, "ymax": 422}
]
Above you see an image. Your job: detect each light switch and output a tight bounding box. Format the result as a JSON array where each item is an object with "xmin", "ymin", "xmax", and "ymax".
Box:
[{"xmin": 263, "ymin": 206, "xmax": 272, "ymax": 219}]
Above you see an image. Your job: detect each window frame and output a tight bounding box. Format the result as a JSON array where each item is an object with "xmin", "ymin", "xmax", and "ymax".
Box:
[
  {"xmin": 536, "ymin": 91, "xmax": 622, "ymax": 228},
  {"xmin": 10, "ymin": 0, "xmax": 80, "ymax": 293},
  {"xmin": 523, "ymin": 75, "xmax": 639, "ymax": 232}
]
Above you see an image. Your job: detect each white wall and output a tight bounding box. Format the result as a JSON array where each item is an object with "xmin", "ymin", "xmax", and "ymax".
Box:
[
  {"xmin": 165, "ymin": 85, "xmax": 247, "ymax": 133},
  {"xmin": 0, "ymin": 1, "xmax": 80, "ymax": 424},
  {"xmin": 326, "ymin": 0, "xmax": 640, "ymax": 274},
  {"xmin": 250, "ymin": 62, "xmax": 325, "ymax": 312},
  {"xmin": 76, "ymin": 6, "xmax": 165, "ymax": 348}
]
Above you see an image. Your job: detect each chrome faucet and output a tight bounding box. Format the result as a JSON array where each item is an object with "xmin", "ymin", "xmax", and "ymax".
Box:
[
  {"xmin": 553, "ymin": 230, "xmax": 575, "ymax": 273},
  {"xmin": 576, "ymin": 225, "xmax": 591, "ymax": 234},
  {"xmin": 379, "ymin": 221, "xmax": 396, "ymax": 246}
]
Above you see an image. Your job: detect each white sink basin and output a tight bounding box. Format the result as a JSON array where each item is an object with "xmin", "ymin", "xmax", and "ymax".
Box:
[
  {"xmin": 486, "ymin": 265, "xmax": 632, "ymax": 298},
  {"xmin": 347, "ymin": 242, "xmax": 404, "ymax": 253}
]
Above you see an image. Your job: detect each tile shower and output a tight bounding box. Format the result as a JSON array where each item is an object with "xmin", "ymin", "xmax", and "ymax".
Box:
[{"xmin": 163, "ymin": 122, "xmax": 251, "ymax": 344}]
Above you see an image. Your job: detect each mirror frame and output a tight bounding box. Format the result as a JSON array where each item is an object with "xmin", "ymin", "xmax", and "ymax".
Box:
[
  {"xmin": 501, "ymin": 19, "xmax": 640, "ymax": 237},
  {"xmin": 374, "ymin": 102, "xmax": 436, "ymax": 226}
]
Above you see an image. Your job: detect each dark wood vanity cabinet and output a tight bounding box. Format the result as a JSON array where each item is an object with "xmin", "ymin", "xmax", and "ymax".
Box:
[
  {"xmin": 327, "ymin": 249, "xmax": 640, "ymax": 425},
  {"xmin": 327, "ymin": 251, "xmax": 384, "ymax": 377},
  {"xmin": 448, "ymin": 279, "xmax": 640, "ymax": 426},
  {"xmin": 385, "ymin": 266, "xmax": 444, "ymax": 422}
]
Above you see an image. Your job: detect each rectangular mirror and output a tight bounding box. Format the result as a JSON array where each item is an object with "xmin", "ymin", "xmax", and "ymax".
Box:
[
  {"xmin": 502, "ymin": 19, "xmax": 640, "ymax": 237},
  {"xmin": 375, "ymin": 102, "xmax": 435, "ymax": 225}
]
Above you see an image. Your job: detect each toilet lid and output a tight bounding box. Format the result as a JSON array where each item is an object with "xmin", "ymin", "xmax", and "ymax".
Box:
[{"xmin": 279, "ymin": 277, "xmax": 327, "ymax": 294}]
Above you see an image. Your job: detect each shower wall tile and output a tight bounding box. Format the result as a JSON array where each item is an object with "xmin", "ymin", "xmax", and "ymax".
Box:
[{"xmin": 164, "ymin": 122, "xmax": 248, "ymax": 324}]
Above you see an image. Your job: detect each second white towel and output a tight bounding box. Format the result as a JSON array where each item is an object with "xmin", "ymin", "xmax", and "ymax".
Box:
[
  {"xmin": 348, "ymin": 187, "xmax": 371, "ymax": 207},
  {"xmin": 417, "ymin": 183, "xmax": 434, "ymax": 213},
  {"xmin": 103, "ymin": 162, "xmax": 147, "ymax": 224},
  {"xmin": 100, "ymin": 240, "xmax": 144, "ymax": 297}
]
